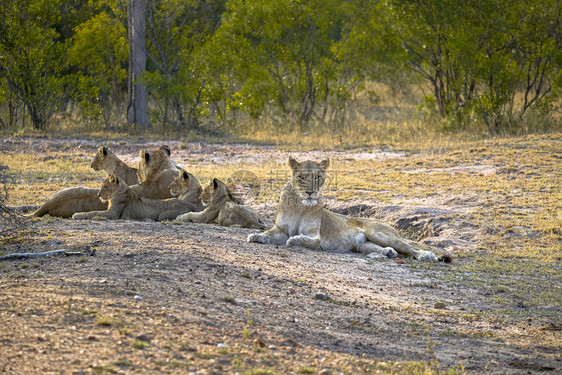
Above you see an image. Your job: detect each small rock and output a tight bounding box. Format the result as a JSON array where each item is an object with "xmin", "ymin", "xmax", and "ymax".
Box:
[
  {"xmin": 396, "ymin": 259, "xmax": 406, "ymax": 264},
  {"xmin": 134, "ymin": 295, "xmax": 142, "ymax": 301},
  {"xmin": 136, "ymin": 334, "xmax": 151, "ymax": 343},
  {"xmin": 315, "ymin": 292, "xmax": 330, "ymax": 301},
  {"xmin": 217, "ymin": 343, "xmax": 230, "ymax": 349},
  {"xmin": 434, "ymin": 302, "xmax": 447, "ymax": 309}
]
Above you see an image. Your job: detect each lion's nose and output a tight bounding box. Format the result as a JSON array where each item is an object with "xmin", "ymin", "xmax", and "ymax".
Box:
[{"xmin": 305, "ymin": 191, "xmax": 313, "ymax": 197}]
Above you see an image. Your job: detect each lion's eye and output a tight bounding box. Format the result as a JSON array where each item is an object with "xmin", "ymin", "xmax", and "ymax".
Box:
[
  {"xmin": 315, "ymin": 176, "xmax": 321, "ymax": 181},
  {"xmin": 297, "ymin": 176, "xmax": 305, "ymax": 182}
]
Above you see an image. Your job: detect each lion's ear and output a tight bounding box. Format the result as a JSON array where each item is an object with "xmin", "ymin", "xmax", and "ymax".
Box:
[
  {"xmin": 319, "ymin": 158, "xmax": 330, "ymax": 171},
  {"xmin": 98, "ymin": 146, "xmax": 107, "ymax": 156},
  {"xmin": 212, "ymin": 178, "xmax": 219, "ymax": 189},
  {"xmin": 140, "ymin": 150, "xmax": 150, "ymax": 163},
  {"xmin": 109, "ymin": 174, "xmax": 119, "ymax": 184},
  {"xmin": 159, "ymin": 145, "xmax": 171, "ymax": 156},
  {"xmin": 288, "ymin": 157, "xmax": 300, "ymax": 171},
  {"xmin": 182, "ymin": 170, "xmax": 189, "ymax": 180}
]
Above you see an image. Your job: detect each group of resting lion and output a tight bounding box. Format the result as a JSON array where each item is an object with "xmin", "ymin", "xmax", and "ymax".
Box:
[{"xmin": 29, "ymin": 146, "xmax": 450, "ymax": 262}]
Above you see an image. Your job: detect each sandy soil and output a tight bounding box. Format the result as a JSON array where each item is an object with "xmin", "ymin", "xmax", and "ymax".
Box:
[{"xmin": 0, "ymin": 137, "xmax": 560, "ymax": 374}]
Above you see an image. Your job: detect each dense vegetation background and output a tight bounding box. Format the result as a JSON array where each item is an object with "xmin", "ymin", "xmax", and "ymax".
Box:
[{"xmin": 0, "ymin": 0, "xmax": 560, "ymax": 142}]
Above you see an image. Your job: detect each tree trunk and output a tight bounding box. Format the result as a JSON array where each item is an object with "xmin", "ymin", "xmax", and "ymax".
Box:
[{"xmin": 127, "ymin": 0, "xmax": 151, "ymax": 128}]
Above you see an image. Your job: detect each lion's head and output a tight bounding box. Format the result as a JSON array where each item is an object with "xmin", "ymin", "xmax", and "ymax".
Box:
[
  {"xmin": 91, "ymin": 146, "xmax": 112, "ymax": 171},
  {"xmin": 200, "ymin": 178, "xmax": 242, "ymax": 205},
  {"xmin": 169, "ymin": 168, "xmax": 199, "ymax": 197},
  {"xmin": 137, "ymin": 145, "xmax": 175, "ymax": 183},
  {"xmin": 98, "ymin": 174, "xmax": 126, "ymax": 202},
  {"xmin": 288, "ymin": 157, "xmax": 330, "ymax": 205}
]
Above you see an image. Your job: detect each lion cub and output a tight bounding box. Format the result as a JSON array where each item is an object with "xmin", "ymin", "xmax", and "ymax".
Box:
[
  {"xmin": 176, "ymin": 178, "xmax": 267, "ymax": 229},
  {"xmin": 72, "ymin": 174, "xmax": 196, "ymax": 221},
  {"xmin": 29, "ymin": 146, "xmax": 138, "ymax": 218},
  {"xmin": 91, "ymin": 146, "xmax": 139, "ymax": 185},
  {"xmin": 129, "ymin": 146, "xmax": 179, "ymax": 199},
  {"xmin": 168, "ymin": 168, "xmax": 205, "ymax": 212}
]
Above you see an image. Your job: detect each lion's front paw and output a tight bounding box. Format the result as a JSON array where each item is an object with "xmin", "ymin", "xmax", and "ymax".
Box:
[
  {"xmin": 286, "ymin": 235, "xmax": 320, "ymax": 249},
  {"xmin": 417, "ymin": 250, "xmax": 438, "ymax": 262},
  {"xmin": 286, "ymin": 236, "xmax": 300, "ymax": 247},
  {"xmin": 72, "ymin": 213, "xmax": 86, "ymax": 220},
  {"xmin": 176, "ymin": 212, "xmax": 193, "ymax": 222},
  {"xmin": 248, "ymin": 233, "xmax": 270, "ymax": 244}
]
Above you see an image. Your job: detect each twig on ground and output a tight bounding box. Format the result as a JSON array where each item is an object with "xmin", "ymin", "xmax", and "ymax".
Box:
[{"xmin": 0, "ymin": 248, "xmax": 96, "ymax": 261}]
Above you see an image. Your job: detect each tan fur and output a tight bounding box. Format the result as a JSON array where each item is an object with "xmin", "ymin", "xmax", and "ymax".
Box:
[
  {"xmin": 248, "ymin": 157, "xmax": 442, "ymax": 261},
  {"xmin": 130, "ymin": 148, "xmax": 178, "ymax": 199},
  {"xmin": 30, "ymin": 146, "xmax": 138, "ymax": 218},
  {"xmin": 91, "ymin": 146, "xmax": 139, "ymax": 185},
  {"xmin": 28, "ymin": 187, "xmax": 107, "ymax": 218},
  {"xmin": 72, "ymin": 175, "xmax": 196, "ymax": 221},
  {"xmin": 30, "ymin": 146, "xmax": 179, "ymax": 218},
  {"xmin": 168, "ymin": 168, "xmax": 205, "ymax": 211},
  {"xmin": 177, "ymin": 178, "xmax": 266, "ymax": 229}
]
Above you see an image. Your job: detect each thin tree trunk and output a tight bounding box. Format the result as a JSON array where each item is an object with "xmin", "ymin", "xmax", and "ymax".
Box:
[{"xmin": 127, "ymin": 0, "xmax": 151, "ymax": 128}]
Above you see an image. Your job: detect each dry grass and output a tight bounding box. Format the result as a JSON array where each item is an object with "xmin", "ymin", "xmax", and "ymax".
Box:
[{"xmin": 1, "ymin": 130, "xmax": 560, "ymax": 373}]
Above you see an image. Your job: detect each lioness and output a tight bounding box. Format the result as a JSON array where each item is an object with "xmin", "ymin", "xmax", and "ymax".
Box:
[
  {"xmin": 248, "ymin": 157, "xmax": 448, "ymax": 262},
  {"xmin": 72, "ymin": 174, "xmax": 196, "ymax": 221},
  {"xmin": 168, "ymin": 168, "xmax": 205, "ymax": 212},
  {"xmin": 177, "ymin": 178, "xmax": 267, "ymax": 229},
  {"xmin": 91, "ymin": 146, "xmax": 139, "ymax": 185}
]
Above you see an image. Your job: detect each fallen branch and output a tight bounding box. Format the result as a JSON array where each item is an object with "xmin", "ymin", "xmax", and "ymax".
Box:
[{"xmin": 0, "ymin": 248, "xmax": 95, "ymax": 261}]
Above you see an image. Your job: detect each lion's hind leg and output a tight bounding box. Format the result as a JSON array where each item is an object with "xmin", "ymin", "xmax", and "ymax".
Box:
[
  {"xmin": 358, "ymin": 242, "xmax": 398, "ymax": 258},
  {"xmin": 366, "ymin": 230, "xmax": 437, "ymax": 262}
]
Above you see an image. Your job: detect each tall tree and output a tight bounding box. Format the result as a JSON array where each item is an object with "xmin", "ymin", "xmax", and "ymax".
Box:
[{"xmin": 127, "ymin": 0, "xmax": 151, "ymax": 128}]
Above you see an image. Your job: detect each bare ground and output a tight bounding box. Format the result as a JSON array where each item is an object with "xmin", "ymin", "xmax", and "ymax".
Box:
[{"xmin": 1, "ymin": 137, "xmax": 560, "ymax": 374}]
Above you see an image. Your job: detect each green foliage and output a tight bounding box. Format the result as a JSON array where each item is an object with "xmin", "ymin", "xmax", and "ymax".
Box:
[
  {"xmin": 204, "ymin": 0, "xmax": 362, "ymax": 131},
  {"xmin": 0, "ymin": 0, "xmax": 559, "ymax": 136},
  {"xmin": 0, "ymin": 0, "xmax": 66, "ymax": 130},
  {"xmin": 143, "ymin": 0, "xmax": 225, "ymax": 132},
  {"xmin": 369, "ymin": 0, "xmax": 562, "ymax": 133},
  {"xmin": 68, "ymin": 10, "xmax": 128, "ymax": 127}
]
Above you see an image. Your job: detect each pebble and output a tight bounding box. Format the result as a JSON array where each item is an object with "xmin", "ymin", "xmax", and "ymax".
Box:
[
  {"xmin": 217, "ymin": 343, "xmax": 230, "ymax": 349},
  {"xmin": 434, "ymin": 302, "xmax": 447, "ymax": 309},
  {"xmin": 136, "ymin": 334, "xmax": 150, "ymax": 343},
  {"xmin": 315, "ymin": 292, "xmax": 330, "ymax": 301},
  {"xmin": 134, "ymin": 295, "xmax": 143, "ymax": 301}
]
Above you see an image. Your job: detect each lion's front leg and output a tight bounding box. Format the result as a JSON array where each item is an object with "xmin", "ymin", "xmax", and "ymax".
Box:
[
  {"xmin": 176, "ymin": 207, "xmax": 217, "ymax": 223},
  {"xmin": 286, "ymin": 234, "xmax": 321, "ymax": 250},
  {"xmin": 247, "ymin": 225, "xmax": 288, "ymax": 245}
]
